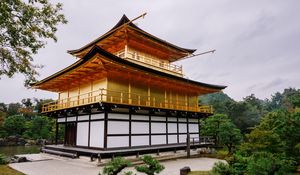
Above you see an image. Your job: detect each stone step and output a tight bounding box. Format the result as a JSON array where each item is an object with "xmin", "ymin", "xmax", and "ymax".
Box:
[{"xmin": 41, "ymin": 148, "xmax": 77, "ymax": 158}]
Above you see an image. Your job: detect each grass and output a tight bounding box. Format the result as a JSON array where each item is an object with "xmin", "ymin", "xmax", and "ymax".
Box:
[
  {"xmin": 0, "ymin": 165, "xmax": 24, "ymax": 175},
  {"xmin": 188, "ymin": 171, "xmax": 210, "ymax": 175}
]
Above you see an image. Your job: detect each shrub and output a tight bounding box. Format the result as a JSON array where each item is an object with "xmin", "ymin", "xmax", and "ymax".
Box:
[
  {"xmin": 0, "ymin": 154, "xmax": 7, "ymax": 165},
  {"xmin": 210, "ymin": 161, "xmax": 232, "ymax": 175},
  {"xmin": 216, "ymin": 150, "xmax": 229, "ymax": 159},
  {"xmin": 135, "ymin": 155, "xmax": 164, "ymax": 175},
  {"xmin": 247, "ymin": 152, "xmax": 296, "ymax": 175},
  {"xmin": 100, "ymin": 157, "xmax": 131, "ymax": 175}
]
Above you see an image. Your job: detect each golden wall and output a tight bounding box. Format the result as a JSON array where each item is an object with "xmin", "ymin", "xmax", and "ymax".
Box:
[
  {"xmin": 58, "ymin": 78, "xmax": 108, "ymax": 106},
  {"xmin": 106, "ymin": 77, "xmax": 198, "ymax": 110},
  {"xmin": 56, "ymin": 76, "xmax": 198, "ymax": 110}
]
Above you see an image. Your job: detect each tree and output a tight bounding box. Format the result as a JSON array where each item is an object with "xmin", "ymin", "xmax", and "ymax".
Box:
[
  {"xmin": 135, "ymin": 155, "xmax": 165, "ymax": 175},
  {"xmin": 0, "ymin": 0, "xmax": 67, "ymax": 86},
  {"xmin": 199, "ymin": 92, "xmax": 235, "ymax": 115},
  {"xmin": 228, "ymin": 102, "xmax": 261, "ymax": 133},
  {"xmin": 3, "ymin": 115, "xmax": 26, "ymax": 136},
  {"xmin": 247, "ymin": 152, "xmax": 296, "ymax": 175},
  {"xmin": 218, "ymin": 122, "xmax": 242, "ymax": 153},
  {"xmin": 31, "ymin": 116, "xmax": 51, "ymax": 139},
  {"xmin": 7, "ymin": 102, "xmax": 22, "ymax": 116},
  {"xmin": 200, "ymin": 114, "xmax": 230, "ymax": 145},
  {"xmin": 100, "ymin": 157, "xmax": 132, "ymax": 175},
  {"xmin": 201, "ymin": 114, "xmax": 242, "ymax": 152},
  {"xmin": 210, "ymin": 161, "xmax": 233, "ymax": 175}
]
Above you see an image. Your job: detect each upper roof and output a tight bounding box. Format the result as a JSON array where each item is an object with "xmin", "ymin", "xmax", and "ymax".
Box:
[
  {"xmin": 67, "ymin": 15, "xmax": 196, "ymax": 60},
  {"xmin": 32, "ymin": 46, "xmax": 226, "ymax": 92}
]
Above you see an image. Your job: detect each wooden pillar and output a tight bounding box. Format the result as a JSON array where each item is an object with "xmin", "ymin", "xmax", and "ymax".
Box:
[
  {"xmin": 88, "ymin": 114, "xmax": 91, "ymax": 147},
  {"xmin": 129, "ymin": 111, "xmax": 132, "ymax": 148},
  {"xmin": 104, "ymin": 110, "xmax": 108, "ymax": 149},
  {"xmin": 64, "ymin": 121, "xmax": 67, "ymax": 145},
  {"xmin": 187, "ymin": 133, "xmax": 191, "ymax": 158},
  {"xmin": 55, "ymin": 119, "xmax": 58, "ymax": 145}
]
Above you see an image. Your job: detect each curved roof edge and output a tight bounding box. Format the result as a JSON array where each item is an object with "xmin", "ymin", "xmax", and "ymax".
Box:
[
  {"xmin": 67, "ymin": 14, "xmax": 196, "ymax": 56},
  {"xmin": 33, "ymin": 46, "xmax": 226, "ymax": 90}
]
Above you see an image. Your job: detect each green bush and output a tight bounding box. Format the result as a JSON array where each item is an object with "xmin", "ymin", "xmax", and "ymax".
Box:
[
  {"xmin": 135, "ymin": 155, "xmax": 164, "ymax": 175},
  {"xmin": 247, "ymin": 152, "xmax": 296, "ymax": 175},
  {"xmin": 210, "ymin": 161, "xmax": 232, "ymax": 175},
  {"xmin": 3, "ymin": 115, "xmax": 26, "ymax": 136},
  {"xmin": 100, "ymin": 157, "xmax": 132, "ymax": 175},
  {"xmin": 0, "ymin": 154, "xmax": 7, "ymax": 165},
  {"xmin": 216, "ymin": 150, "xmax": 229, "ymax": 159}
]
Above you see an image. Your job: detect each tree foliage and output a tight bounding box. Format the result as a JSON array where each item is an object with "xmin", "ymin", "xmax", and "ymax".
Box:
[
  {"xmin": 3, "ymin": 115, "xmax": 26, "ymax": 135},
  {"xmin": 0, "ymin": 98, "xmax": 58, "ymax": 141},
  {"xmin": 201, "ymin": 114, "xmax": 242, "ymax": 153},
  {"xmin": 135, "ymin": 155, "xmax": 165, "ymax": 175},
  {"xmin": 0, "ymin": 154, "xmax": 7, "ymax": 165},
  {"xmin": 23, "ymin": 115, "xmax": 52, "ymax": 139},
  {"xmin": 0, "ymin": 0, "xmax": 67, "ymax": 86},
  {"xmin": 100, "ymin": 157, "xmax": 132, "ymax": 175},
  {"xmin": 247, "ymin": 152, "xmax": 296, "ymax": 175},
  {"xmin": 210, "ymin": 161, "xmax": 232, "ymax": 175}
]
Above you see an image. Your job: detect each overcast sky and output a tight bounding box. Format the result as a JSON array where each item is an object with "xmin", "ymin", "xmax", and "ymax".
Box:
[{"xmin": 1, "ymin": 0, "xmax": 300, "ymax": 103}]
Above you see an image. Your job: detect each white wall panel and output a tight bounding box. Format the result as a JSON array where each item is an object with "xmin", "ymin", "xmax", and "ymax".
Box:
[
  {"xmin": 108, "ymin": 113, "xmax": 129, "ymax": 120},
  {"xmin": 178, "ymin": 118, "xmax": 187, "ymax": 122},
  {"xmin": 132, "ymin": 136, "xmax": 149, "ymax": 146},
  {"xmin": 167, "ymin": 123, "xmax": 177, "ymax": 133},
  {"xmin": 189, "ymin": 124, "xmax": 199, "ymax": 133},
  {"xmin": 179, "ymin": 123, "xmax": 187, "ymax": 133},
  {"xmin": 151, "ymin": 135, "xmax": 166, "ymax": 145},
  {"xmin": 89, "ymin": 121, "xmax": 104, "ymax": 148},
  {"xmin": 132, "ymin": 115, "xmax": 149, "ymax": 121},
  {"xmin": 57, "ymin": 117, "xmax": 65, "ymax": 123},
  {"xmin": 190, "ymin": 134, "xmax": 199, "ymax": 138},
  {"xmin": 168, "ymin": 117, "xmax": 177, "ymax": 122},
  {"xmin": 132, "ymin": 122, "xmax": 149, "ymax": 134},
  {"xmin": 78, "ymin": 115, "xmax": 89, "ymax": 121},
  {"xmin": 189, "ymin": 118, "xmax": 199, "ymax": 123},
  {"xmin": 179, "ymin": 134, "xmax": 187, "ymax": 143},
  {"xmin": 67, "ymin": 117, "xmax": 76, "ymax": 122},
  {"xmin": 107, "ymin": 136, "xmax": 129, "ymax": 148},
  {"xmin": 151, "ymin": 116, "xmax": 166, "ymax": 121},
  {"xmin": 76, "ymin": 122, "xmax": 89, "ymax": 146},
  {"xmin": 91, "ymin": 113, "xmax": 104, "ymax": 120},
  {"xmin": 108, "ymin": 121, "xmax": 129, "ymax": 134},
  {"xmin": 168, "ymin": 135, "xmax": 177, "ymax": 144},
  {"xmin": 151, "ymin": 123, "xmax": 166, "ymax": 133}
]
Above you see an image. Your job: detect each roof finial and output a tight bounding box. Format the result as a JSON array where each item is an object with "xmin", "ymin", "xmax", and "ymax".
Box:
[
  {"xmin": 177, "ymin": 49, "xmax": 216, "ymax": 61},
  {"xmin": 128, "ymin": 12, "xmax": 147, "ymax": 24}
]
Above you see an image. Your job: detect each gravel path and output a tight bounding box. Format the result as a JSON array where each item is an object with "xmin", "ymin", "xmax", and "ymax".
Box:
[{"xmin": 9, "ymin": 154, "xmax": 224, "ymax": 175}]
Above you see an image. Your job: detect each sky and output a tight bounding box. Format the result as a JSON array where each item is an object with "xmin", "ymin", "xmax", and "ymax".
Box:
[{"xmin": 1, "ymin": 0, "xmax": 300, "ymax": 103}]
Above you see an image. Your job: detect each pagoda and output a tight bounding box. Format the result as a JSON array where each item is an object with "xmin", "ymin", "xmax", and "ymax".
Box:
[{"xmin": 32, "ymin": 14, "xmax": 226, "ymax": 152}]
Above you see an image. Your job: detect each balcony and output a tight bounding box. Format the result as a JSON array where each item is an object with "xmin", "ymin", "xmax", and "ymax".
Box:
[
  {"xmin": 42, "ymin": 89, "xmax": 213, "ymax": 114},
  {"xmin": 115, "ymin": 49, "xmax": 183, "ymax": 76}
]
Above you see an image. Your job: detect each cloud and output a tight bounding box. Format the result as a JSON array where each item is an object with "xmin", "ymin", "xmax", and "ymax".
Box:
[
  {"xmin": 1, "ymin": 0, "xmax": 300, "ymax": 102},
  {"xmin": 261, "ymin": 78, "xmax": 287, "ymax": 91}
]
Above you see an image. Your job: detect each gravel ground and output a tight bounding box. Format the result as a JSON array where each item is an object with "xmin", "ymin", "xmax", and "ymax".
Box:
[{"xmin": 9, "ymin": 153, "xmax": 224, "ymax": 175}]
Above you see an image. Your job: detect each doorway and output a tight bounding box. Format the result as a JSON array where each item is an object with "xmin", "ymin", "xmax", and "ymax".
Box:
[{"xmin": 65, "ymin": 122, "xmax": 77, "ymax": 146}]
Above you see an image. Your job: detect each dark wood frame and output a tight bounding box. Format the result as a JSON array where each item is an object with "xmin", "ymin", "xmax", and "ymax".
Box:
[{"xmin": 53, "ymin": 102, "xmax": 209, "ymax": 151}]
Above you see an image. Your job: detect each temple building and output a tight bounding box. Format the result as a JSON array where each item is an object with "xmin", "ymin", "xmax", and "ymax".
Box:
[{"xmin": 32, "ymin": 15, "xmax": 226, "ymax": 153}]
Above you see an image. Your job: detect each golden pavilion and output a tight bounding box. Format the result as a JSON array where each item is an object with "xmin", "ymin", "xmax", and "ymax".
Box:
[{"xmin": 32, "ymin": 14, "xmax": 226, "ymax": 154}]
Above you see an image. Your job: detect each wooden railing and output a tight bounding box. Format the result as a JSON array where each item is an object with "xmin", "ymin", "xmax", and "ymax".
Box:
[
  {"xmin": 116, "ymin": 50, "xmax": 183, "ymax": 76},
  {"xmin": 42, "ymin": 89, "xmax": 213, "ymax": 114}
]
